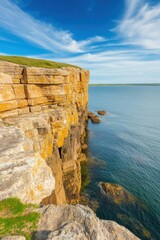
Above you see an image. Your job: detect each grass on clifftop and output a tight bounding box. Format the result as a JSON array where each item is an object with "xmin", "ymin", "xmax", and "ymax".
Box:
[
  {"xmin": 0, "ymin": 55, "xmax": 79, "ymax": 69},
  {"xmin": 0, "ymin": 198, "xmax": 40, "ymax": 240}
]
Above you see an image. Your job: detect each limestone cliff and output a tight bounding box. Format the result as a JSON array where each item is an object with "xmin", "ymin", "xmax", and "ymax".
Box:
[{"xmin": 0, "ymin": 60, "xmax": 89, "ymax": 204}]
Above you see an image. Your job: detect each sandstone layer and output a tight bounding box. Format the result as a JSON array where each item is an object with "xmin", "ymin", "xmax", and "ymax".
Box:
[{"xmin": 0, "ymin": 60, "xmax": 89, "ymax": 204}]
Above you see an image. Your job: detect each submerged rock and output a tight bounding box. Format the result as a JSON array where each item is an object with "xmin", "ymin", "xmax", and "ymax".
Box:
[
  {"xmin": 88, "ymin": 112, "xmax": 101, "ymax": 123},
  {"xmin": 80, "ymin": 193, "xmax": 100, "ymax": 212},
  {"xmin": 117, "ymin": 214, "xmax": 151, "ymax": 239},
  {"xmin": 35, "ymin": 204, "xmax": 140, "ymax": 240},
  {"xmin": 99, "ymin": 182, "xmax": 136, "ymax": 205},
  {"xmin": 97, "ymin": 110, "xmax": 107, "ymax": 115}
]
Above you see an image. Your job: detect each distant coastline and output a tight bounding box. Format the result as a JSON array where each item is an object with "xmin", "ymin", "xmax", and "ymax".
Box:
[{"xmin": 89, "ymin": 83, "xmax": 160, "ymax": 86}]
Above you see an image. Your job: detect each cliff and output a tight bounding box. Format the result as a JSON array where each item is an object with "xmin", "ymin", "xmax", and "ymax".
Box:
[
  {"xmin": 0, "ymin": 59, "xmax": 139, "ymax": 240},
  {"xmin": 0, "ymin": 60, "xmax": 89, "ymax": 204}
]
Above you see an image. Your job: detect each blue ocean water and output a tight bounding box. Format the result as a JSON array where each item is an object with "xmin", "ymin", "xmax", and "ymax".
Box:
[{"xmin": 84, "ymin": 86, "xmax": 160, "ymax": 240}]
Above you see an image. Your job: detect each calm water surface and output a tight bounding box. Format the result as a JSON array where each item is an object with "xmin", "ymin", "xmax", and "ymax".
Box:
[{"xmin": 83, "ymin": 86, "xmax": 160, "ymax": 240}]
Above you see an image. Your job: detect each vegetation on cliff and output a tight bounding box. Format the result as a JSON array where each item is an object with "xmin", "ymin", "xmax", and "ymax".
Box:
[
  {"xmin": 81, "ymin": 162, "xmax": 90, "ymax": 189},
  {"xmin": 0, "ymin": 55, "xmax": 78, "ymax": 69},
  {"xmin": 0, "ymin": 198, "xmax": 40, "ymax": 240}
]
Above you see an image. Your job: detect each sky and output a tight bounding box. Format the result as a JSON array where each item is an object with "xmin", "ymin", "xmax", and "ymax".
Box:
[{"xmin": 0, "ymin": 0, "xmax": 160, "ymax": 84}]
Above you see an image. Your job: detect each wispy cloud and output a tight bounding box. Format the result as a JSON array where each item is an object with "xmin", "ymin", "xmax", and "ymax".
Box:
[
  {"xmin": 116, "ymin": 0, "xmax": 160, "ymax": 50},
  {"xmin": 0, "ymin": 0, "xmax": 106, "ymax": 54},
  {"xmin": 31, "ymin": 47, "xmax": 160, "ymax": 84}
]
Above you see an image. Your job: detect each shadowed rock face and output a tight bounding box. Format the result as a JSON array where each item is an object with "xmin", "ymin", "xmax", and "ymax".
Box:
[
  {"xmin": 0, "ymin": 60, "xmax": 89, "ymax": 204},
  {"xmin": 100, "ymin": 182, "xmax": 136, "ymax": 205},
  {"xmin": 35, "ymin": 204, "xmax": 140, "ymax": 240}
]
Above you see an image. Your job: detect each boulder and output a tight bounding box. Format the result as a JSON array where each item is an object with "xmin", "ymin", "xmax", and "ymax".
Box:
[
  {"xmin": 88, "ymin": 112, "xmax": 101, "ymax": 123},
  {"xmin": 97, "ymin": 110, "xmax": 107, "ymax": 115}
]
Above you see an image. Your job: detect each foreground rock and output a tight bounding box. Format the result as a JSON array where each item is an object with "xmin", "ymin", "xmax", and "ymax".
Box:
[
  {"xmin": 88, "ymin": 112, "xmax": 101, "ymax": 123},
  {"xmin": 97, "ymin": 110, "xmax": 107, "ymax": 115},
  {"xmin": 100, "ymin": 182, "xmax": 136, "ymax": 205},
  {"xmin": 35, "ymin": 204, "xmax": 139, "ymax": 240}
]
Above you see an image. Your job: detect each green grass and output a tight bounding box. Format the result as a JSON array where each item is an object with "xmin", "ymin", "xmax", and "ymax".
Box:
[
  {"xmin": 0, "ymin": 198, "xmax": 40, "ymax": 240},
  {"xmin": 0, "ymin": 55, "xmax": 79, "ymax": 69},
  {"xmin": 0, "ymin": 198, "xmax": 28, "ymax": 216}
]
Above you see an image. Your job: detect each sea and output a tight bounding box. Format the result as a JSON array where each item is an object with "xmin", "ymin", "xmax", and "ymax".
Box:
[{"xmin": 82, "ymin": 85, "xmax": 160, "ymax": 240}]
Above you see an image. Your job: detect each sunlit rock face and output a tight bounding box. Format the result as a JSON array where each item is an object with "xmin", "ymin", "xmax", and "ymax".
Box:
[
  {"xmin": 35, "ymin": 204, "xmax": 140, "ymax": 240},
  {"xmin": 0, "ymin": 61, "xmax": 89, "ymax": 204},
  {"xmin": 0, "ymin": 126, "xmax": 55, "ymax": 204}
]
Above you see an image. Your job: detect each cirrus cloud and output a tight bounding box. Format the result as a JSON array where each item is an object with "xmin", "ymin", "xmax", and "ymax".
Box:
[
  {"xmin": 0, "ymin": 0, "xmax": 106, "ymax": 54},
  {"xmin": 116, "ymin": 0, "xmax": 160, "ymax": 50}
]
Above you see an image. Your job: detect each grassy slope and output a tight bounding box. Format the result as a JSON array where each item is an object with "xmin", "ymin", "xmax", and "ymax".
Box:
[
  {"xmin": 0, "ymin": 198, "xmax": 40, "ymax": 240},
  {"xmin": 0, "ymin": 55, "xmax": 78, "ymax": 69}
]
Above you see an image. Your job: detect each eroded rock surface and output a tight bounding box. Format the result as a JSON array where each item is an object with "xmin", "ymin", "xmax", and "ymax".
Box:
[
  {"xmin": 0, "ymin": 125, "xmax": 55, "ymax": 204},
  {"xmin": 35, "ymin": 204, "xmax": 140, "ymax": 240}
]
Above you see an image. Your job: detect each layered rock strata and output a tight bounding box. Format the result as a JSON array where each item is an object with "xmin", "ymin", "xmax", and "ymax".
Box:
[{"xmin": 0, "ymin": 61, "xmax": 89, "ymax": 204}]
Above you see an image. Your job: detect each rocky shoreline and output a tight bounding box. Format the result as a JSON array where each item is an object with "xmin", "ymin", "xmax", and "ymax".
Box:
[{"xmin": 0, "ymin": 60, "xmax": 139, "ymax": 239}]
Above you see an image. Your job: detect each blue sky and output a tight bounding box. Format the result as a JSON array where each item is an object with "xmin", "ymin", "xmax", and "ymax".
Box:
[{"xmin": 0, "ymin": 0, "xmax": 160, "ymax": 84}]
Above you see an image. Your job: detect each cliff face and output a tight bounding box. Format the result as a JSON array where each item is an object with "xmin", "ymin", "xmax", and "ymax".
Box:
[{"xmin": 0, "ymin": 61, "xmax": 89, "ymax": 204}]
